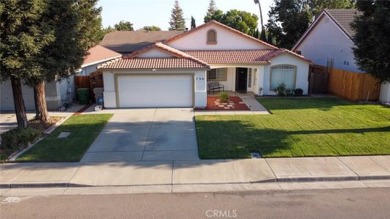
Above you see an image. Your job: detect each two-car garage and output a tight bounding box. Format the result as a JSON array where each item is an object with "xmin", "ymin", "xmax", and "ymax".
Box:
[
  {"xmin": 116, "ymin": 74, "xmax": 194, "ymax": 108},
  {"xmin": 99, "ymin": 45, "xmax": 209, "ymax": 109}
]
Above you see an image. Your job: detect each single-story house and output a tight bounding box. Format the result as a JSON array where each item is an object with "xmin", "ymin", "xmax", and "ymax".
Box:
[
  {"xmin": 0, "ymin": 45, "xmax": 121, "ymax": 111},
  {"xmin": 77, "ymin": 45, "xmax": 122, "ymax": 76},
  {"xmin": 99, "ymin": 20, "xmax": 310, "ymax": 108},
  {"xmin": 0, "ymin": 77, "xmax": 73, "ymax": 111},
  {"xmin": 292, "ymin": 9, "xmax": 390, "ymax": 104}
]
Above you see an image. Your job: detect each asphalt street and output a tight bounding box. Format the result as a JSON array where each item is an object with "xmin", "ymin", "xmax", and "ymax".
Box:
[{"xmin": 1, "ymin": 188, "xmax": 390, "ymax": 219}]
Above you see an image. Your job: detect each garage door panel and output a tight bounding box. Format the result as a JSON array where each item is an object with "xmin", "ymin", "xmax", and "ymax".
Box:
[{"xmin": 118, "ymin": 75, "xmax": 193, "ymax": 108}]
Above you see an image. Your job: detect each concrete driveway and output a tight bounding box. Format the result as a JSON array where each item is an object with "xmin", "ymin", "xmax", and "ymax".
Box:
[{"xmin": 81, "ymin": 108, "xmax": 199, "ymax": 163}]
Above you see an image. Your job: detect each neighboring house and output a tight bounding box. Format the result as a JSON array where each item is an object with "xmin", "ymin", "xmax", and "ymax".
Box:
[
  {"xmin": 0, "ymin": 45, "xmax": 121, "ymax": 111},
  {"xmin": 77, "ymin": 45, "xmax": 122, "ymax": 76},
  {"xmin": 292, "ymin": 9, "xmax": 390, "ymax": 103},
  {"xmin": 100, "ymin": 30, "xmax": 183, "ymax": 54},
  {"xmin": 99, "ymin": 20, "xmax": 310, "ymax": 108},
  {"xmin": 293, "ymin": 9, "xmax": 360, "ymax": 72},
  {"xmin": 0, "ymin": 77, "xmax": 73, "ymax": 111}
]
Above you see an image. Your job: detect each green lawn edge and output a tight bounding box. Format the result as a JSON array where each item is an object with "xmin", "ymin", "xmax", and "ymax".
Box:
[
  {"xmin": 196, "ymin": 97, "xmax": 390, "ymax": 159},
  {"xmin": 16, "ymin": 114, "xmax": 113, "ymax": 162}
]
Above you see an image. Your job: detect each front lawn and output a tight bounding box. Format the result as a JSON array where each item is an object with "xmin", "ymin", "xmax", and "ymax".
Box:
[
  {"xmin": 196, "ymin": 98, "xmax": 390, "ymax": 159},
  {"xmin": 16, "ymin": 114, "xmax": 112, "ymax": 162}
]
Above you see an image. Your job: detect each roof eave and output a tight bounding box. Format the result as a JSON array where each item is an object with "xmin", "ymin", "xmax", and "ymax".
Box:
[
  {"xmin": 82, "ymin": 55, "xmax": 122, "ymax": 68},
  {"xmin": 292, "ymin": 11, "xmax": 327, "ymax": 51},
  {"xmin": 98, "ymin": 67, "xmax": 209, "ymax": 71}
]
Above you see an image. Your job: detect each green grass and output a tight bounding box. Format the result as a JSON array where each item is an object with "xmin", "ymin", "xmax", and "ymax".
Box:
[
  {"xmin": 196, "ymin": 98, "xmax": 390, "ymax": 159},
  {"xmin": 17, "ymin": 114, "xmax": 113, "ymax": 162}
]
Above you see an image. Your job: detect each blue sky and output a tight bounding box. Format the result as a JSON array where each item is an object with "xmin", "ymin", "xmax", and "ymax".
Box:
[{"xmin": 97, "ymin": 0, "xmax": 274, "ymax": 30}]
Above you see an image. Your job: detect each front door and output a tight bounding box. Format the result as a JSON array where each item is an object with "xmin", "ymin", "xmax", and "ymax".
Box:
[{"xmin": 236, "ymin": 68, "xmax": 248, "ymax": 92}]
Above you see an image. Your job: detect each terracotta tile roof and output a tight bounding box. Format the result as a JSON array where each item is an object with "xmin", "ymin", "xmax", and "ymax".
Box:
[
  {"xmin": 183, "ymin": 50, "xmax": 273, "ymax": 64},
  {"xmin": 126, "ymin": 42, "xmax": 209, "ymax": 66},
  {"xmin": 325, "ymin": 9, "xmax": 359, "ymax": 38},
  {"xmin": 83, "ymin": 45, "xmax": 121, "ymax": 67},
  {"xmin": 99, "ymin": 31, "xmax": 184, "ymax": 54},
  {"xmin": 165, "ymin": 20, "xmax": 278, "ymax": 49},
  {"xmin": 99, "ymin": 58, "xmax": 208, "ymax": 70},
  {"xmin": 184, "ymin": 49, "xmax": 310, "ymax": 64},
  {"xmin": 259, "ymin": 48, "xmax": 311, "ymax": 63}
]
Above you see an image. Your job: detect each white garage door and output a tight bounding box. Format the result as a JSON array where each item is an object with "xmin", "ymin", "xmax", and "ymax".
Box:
[{"xmin": 117, "ymin": 75, "xmax": 193, "ymax": 108}]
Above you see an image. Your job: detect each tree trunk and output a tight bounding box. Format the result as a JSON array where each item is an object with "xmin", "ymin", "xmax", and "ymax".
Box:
[
  {"xmin": 33, "ymin": 88, "xmax": 41, "ymax": 119},
  {"xmin": 10, "ymin": 76, "xmax": 28, "ymax": 128},
  {"xmin": 34, "ymin": 80, "xmax": 50, "ymax": 122}
]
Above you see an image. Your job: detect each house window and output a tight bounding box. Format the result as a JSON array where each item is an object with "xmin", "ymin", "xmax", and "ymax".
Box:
[
  {"xmin": 270, "ymin": 65, "xmax": 296, "ymax": 91},
  {"xmin": 248, "ymin": 69, "xmax": 252, "ymax": 88},
  {"xmin": 207, "ymin": 29, "xmax": 217, "ymax": 44},
  {"xmin": 207, "ymin": 68, "xmax": 227, "ymax": 81}
]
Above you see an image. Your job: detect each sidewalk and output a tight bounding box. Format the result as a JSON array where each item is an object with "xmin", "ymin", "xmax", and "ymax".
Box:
[{"xmin": 1, "ymin": 156, "xmax": 389, "ymax": 190}]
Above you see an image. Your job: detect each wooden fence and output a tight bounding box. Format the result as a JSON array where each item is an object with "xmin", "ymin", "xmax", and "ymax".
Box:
[
  {"xmin": 74, "ymin": 76, "xmax": 90, "ymax": 89},
  {"xmin": 74, "ymin": 72, "xmax": 104, "ymax": 101},
  {"xmin": 328, "ymin": 68, "xmax": 381, "ymax": 101}
]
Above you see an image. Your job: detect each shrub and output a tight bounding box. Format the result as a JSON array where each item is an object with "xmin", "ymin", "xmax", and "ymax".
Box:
[
  {"xmin": 286, "ymin": 89, "xmax": 294, "ymax": 96},
  {"xmin": 274, "ymin": 83, "xmax": 287, "ymax": 96},
  {"xmin": 0, "ymin": 127, "xmax": 42, "ymax": 160},
  {"xmin": 294, "ymin": 88, "xmax": 304, "ymax": 96},
  {"xmin": 218, "ymin": 92, "xmax": 229, "ymax": 102}
]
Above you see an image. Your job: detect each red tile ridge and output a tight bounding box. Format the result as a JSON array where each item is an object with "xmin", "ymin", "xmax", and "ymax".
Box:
[{"xmin": 124, "ymin": 42, "xmax": 209, "ymax": 68}]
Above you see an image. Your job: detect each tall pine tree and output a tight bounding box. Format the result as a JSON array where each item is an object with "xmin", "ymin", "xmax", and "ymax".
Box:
[
  {"xmin": 191, "ymin": 16, "xmax": 196, "ymax": 29},
  {"xmin": 169, "ymin": 0, "xmax": 186, "ymax": 31},
  {"xmin": 205, "ymin": 0, "xmax": 218, "ymax": 22}
]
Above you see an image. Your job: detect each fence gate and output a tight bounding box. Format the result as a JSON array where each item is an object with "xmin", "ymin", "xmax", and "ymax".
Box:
[{"xmin": 308, "ymin": 65, "xmax": 329, "ymax": 94}]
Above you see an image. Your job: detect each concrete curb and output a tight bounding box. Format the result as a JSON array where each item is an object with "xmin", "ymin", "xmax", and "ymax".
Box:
[{"xmin": 2, "ymin": 175, "xmax": 390, "ymax": 189}]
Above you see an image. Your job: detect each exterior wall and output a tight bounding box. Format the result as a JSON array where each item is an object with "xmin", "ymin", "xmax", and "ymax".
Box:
[
  {"xmin": 78, "ymin": 65, "xmax": 98, "ymax": 76},
  {"xmin": 0, "ymin": 79, "xmax": 69, "ymax": 111},
  {"xmin": 137, "ymin": 49, "xmax": 173, "ymax": 58},
  {"xmin": 58, "ymin": 76, "xmax": 75, "ymax": 102},
  {"xmin": 103, "ymin": 72, "xmax": 116, "ymax": 108},
  {"xmin": 380, "ymin": 82, "xmax": 390, "ymax": 104},
  {"xmin": 194, "ymin": 71, "xmax": 207, "ymax": 108},
  {"xmin": 103, "ymin": 69, "xmax": 207, "ymax": 108},
  {"xmin": 167, "ymin": 24, "xmax": 271, "ymax": 50},
  {"xmin": 257, "ymin": 66, "xmax": 266, "ymax": 95},
  {"xmin": 0, "ymin": 80, "xmax": 35, "ymax": 111},
  {"xmin": 263, "ymin": 54, "xmax": 309, "ymax": 95},
  {"xmin": 45, "ymin": 81, "xmax": 61, "ymax": 110},
  {"xmin": 295, "ymin": 15, "xmax": 361, "ymax": 72}
]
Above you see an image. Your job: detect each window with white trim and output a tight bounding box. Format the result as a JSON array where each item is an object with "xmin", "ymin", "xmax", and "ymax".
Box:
[
  {"xmin": 207, "ymin": 68, "xmax": 227, "ymax": 81},
  {"xmin": 270, "ymin": 65, "xmax": 296, "ymax": 90}
]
